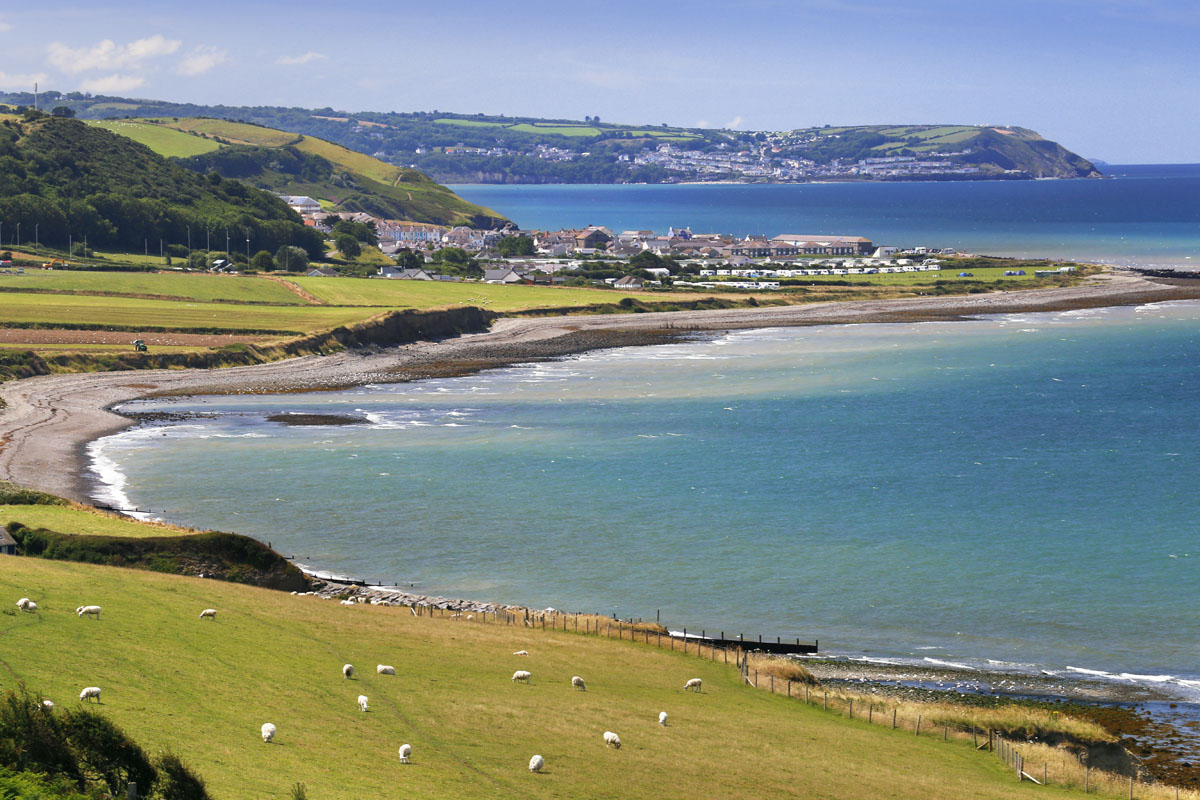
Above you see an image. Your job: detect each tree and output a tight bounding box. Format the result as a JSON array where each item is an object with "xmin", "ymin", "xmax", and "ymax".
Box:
[
  {"xmin": 51, "ymin": 106, "xmax": 76, "ymax": 118},
  {"xmin": 251, "ymin": 250, "xmax": 275, "ymax": 271},
  {"xmin": 497, "ymin": 235, "xmax": 534, "ymax": 257},
  {"xmin": 395, "ymin": 248, "xmax": 424, "ymax": 270},
  {"xmin": 335, "ymin": 233, "xmax": 361, "ymax": 258},
  {"xmin": 275, "ymin": 245, "xmax": 309, "ymax": 271}
]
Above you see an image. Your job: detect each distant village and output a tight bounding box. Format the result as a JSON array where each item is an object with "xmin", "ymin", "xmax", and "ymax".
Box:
[
  {"xmin": 281, "ymin": 194, "xmax": 967, "ymax": 289},
  {"xmin": 427, "ymin": 140, "xmax": 989, "ymax": 181}
]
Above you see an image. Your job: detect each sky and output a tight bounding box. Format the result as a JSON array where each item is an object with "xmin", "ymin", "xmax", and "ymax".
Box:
[{"xmin": 0, "ymin": 0, "xmax": 1196, "ymax": 163}]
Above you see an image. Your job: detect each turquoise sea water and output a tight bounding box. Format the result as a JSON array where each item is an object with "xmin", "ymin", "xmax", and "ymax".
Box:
[
  {"xmin": 454, "ymin": 164, "xmax": 1200, "ymax": 268},
  {"xmin": 93, "ymin": 301, "xmax": 1200, "ymax": 694}
]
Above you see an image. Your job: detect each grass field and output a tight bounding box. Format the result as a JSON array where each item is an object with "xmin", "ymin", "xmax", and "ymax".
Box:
[
  {"xmin": 294, "ymin": 136, "xmax": 402, "ymax": 185},
  {"xmin": 0, "ymin": 270, "xmax": 308, "ymax": 304},
  {"xmin": 0, "ymin": 292, "xmax": 385, "ymax": 333},
  {"xmin": 0, "ymin": 505, "xmax": 196, "ymax": 538},
  {"xmin": 0, "ymin": 556, "xmax": 1083, "ymax": 800},
  {"xmin": 507, "ymin": 123, "xmax": 602, "ymax": 137},
  {"xmin": 290, "ymin": 275, "xmax": 695, "ymax": 310},
  {"xmin": 85, "ymin": 120, "xmax": 221, "ymax": 158},
  {"xmin": 156, "ymin": 118, "xmax": 300, "ymax": 148},
  {"xmin": 435, "ymin": 118, "xmax": 509, "ymax": 128}
]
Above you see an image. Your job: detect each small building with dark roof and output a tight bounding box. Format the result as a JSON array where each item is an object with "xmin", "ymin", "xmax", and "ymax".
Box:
[{"xmin": 0, "ymin": 525, "xmax": 19, "ymax": 555}]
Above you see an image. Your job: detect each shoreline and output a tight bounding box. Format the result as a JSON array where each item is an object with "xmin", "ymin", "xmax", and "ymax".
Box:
[
  {"xmin": 3, "ymin": 271, "xmax": 1197, "ymax": 504},
  {"xmin": 6, "ymin": 272, "xmax": 1200, "ymax": 782}
]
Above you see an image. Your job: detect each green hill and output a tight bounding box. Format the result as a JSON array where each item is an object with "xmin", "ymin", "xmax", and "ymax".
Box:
[
  {"xmin": 2, "ymin": 553, "xmax": 1087, "ymax": 800},
  {"xmin": 0, "ymin": 91, "xmax": 1100, "ymax": 184},
  {"xmin": 86, "ymin": 117, "xmax": 509, "ymax": 228},
  {"xmin": 0, "ymin": 112, "xmax": 325, "ymax": 258}
]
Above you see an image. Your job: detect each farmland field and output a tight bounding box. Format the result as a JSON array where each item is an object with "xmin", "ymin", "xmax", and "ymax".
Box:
[
  {"xmin": 0, "ymin": 504, "xmax": 197, "ymax": 538},
  {"xmin": 1, "ymin": 556, "xmax": 1077, "ymax": 800},
  {"xmin": 0, "ymin": 292, "xmax": 385, "ymax": 333},
  {"xmin": 0, "ymin": 270, "xmax": 307, "ymax": 304},
  {"xmin": 85, "ymin": 120, "xmax": 221, "ymax": 158}
]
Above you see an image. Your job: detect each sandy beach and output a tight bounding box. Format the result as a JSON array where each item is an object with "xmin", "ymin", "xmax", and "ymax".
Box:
[{"xmin": 2, "ymin": 271, "xmax": 1196, "ymax": 504}]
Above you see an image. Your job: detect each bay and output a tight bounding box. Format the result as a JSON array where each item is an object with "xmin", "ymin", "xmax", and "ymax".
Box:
[
  {"xmin": 93, "ymin": 300, "xmax": 1200, "ymax": 694},
  {"xmin": 454, "ymin": 164, "xmax": 1200, "ymax": 268}
]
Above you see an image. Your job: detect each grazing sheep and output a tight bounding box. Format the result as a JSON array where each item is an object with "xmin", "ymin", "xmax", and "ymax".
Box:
[
  {"xmin": 340, "ymin": 599, "xmax": 356, "ymax": 606},
  {"xmin": 357, "ymin": 695, "xmax": 369, "ymax": 712},
  {"xmin": 571, "ymin": 675, "xmax": 586, "ymax": 691},
  {"xmin": 376, "ymin": 665, "xmax": 395, "ymax": 675},
  {"xmin": 398, "ymin": 744, "xmax": 411, "ymax": 764},
  {"xmin": 77, "ymin": 605, "xmax": 101, "ymax": 619},
  {"xmin": 659, "ymin": 711, "xmax": 668, "ymax": 726},
  {"xmin": 343, "ymin": 663, "xmax": 355, "ymax": 679},
  {"xmin": 261, "ymin": 723, "xmax": 276, "ymax": 743},
  {"xmin": 17, "ymin": 598, "xmax": 36, "ymax": 612},
  {"xmin": 79, "ymin": 687, "xmax": 101, "ymax": 703},
  {"xmin": 512, "ymin": 650, "xmax": 529, "ymax": 656},
  {"xmin": 512, "ymin": 670, "xmax": 531, "ymax": 683},
  {"xmin": 528, "ymin": 754, "xmax": 544, "ymax": 773},
  {"xmin": 42, "ymin": 700, "xmax": 54, "ymax": 711},
  {"xmin": 684, "ymin": 678, "xmax": 702, "ymax": 692},
  {"xmin": 199, "ymin": 608, "xmax": 217, "ymax": 620},
  {"xmin": 603, "ymin": 731, "xmax": 622, "ymax": 749}
]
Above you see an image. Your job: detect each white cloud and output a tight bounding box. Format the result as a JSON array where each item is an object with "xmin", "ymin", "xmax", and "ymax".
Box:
[
  {"xmin": 725, "ymin": 115, "xmax": 744, "ymax": 129},
  {"xmin": 276, "ymin": 51, "xmax": 326, "ymax": 66},
  {"xmin": 47, "ymin": 34, "xmax": 180, "ymax": 74},
  {"xmin": 79, "ymin": 73, "xmax": 146, "ymax": 94},
  {"xmin": 0, "ymin": 17, "xmax": 12, "ymax": 32},
  {"xmin": 0, "ymin": 71, "xmax": 48, "ymax": 91},
  {"xmin": 177, "ymin": 45, "xmax": 227, "ymax": 76},
  {"xmin": 696, "ymin": 120, "xmax": 711, "ymax": 128}
]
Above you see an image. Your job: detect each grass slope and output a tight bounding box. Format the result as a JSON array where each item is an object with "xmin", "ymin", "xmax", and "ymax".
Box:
[
  {"xmin": 0, "ymin": 270, "xmax": 307, "ymax": 305},
  {"xmin": 0, "ymin": 557, "xmax": 1078, "ymax": 800},
  {"xmin": 84, "ymin": 119, "xmax": 221, "ymax": 158},
  {"xmin": 112, "ymin": 118, "xmax": 510, "ymax": 228},
  {"xmin": 0, "ymin": 505, "xmax": 197, "ymax": 538}
]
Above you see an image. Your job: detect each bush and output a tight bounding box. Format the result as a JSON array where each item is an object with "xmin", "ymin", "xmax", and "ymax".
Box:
[
  {"xmin": 274, "ymin": 245, "xmax": 309, "ymax": 272},
  {"xmin": 151, "ymin": 752, "xmax": 209, "ymax": 800},
  {"xmin": 0, "ymin": 482, "xmax": 69, "ymax": 507},
  {"xmin": 250, "ymin": 250, "xmax": 275, "ymax": 271},
  {"xmin": 166, "ymin": 244, "xmax": 188, "ymax": 259},
  {"xmin": 62, "ymin": 711, "xmax": 156, "ymax": 797},
  {"xmin": 335, "ymin": 234, "xmax": 361, "ymax": 258}
]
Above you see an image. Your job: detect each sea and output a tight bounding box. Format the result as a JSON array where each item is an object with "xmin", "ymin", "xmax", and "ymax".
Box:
[
  {"xmin": 454, "ymin": 164, "xmax": 1200, "ymax": 268},
  {"xmin": 86, "ymin": 168, "xmax": 1200, "ymax": 700}
]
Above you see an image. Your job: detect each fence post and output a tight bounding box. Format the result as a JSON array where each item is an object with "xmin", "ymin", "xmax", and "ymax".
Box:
[
  {"xmin": 127, "ymin": 783, "xmax": 137, "ymax": 800},
  {"xmin": 1085, "ymin": 766, "xmax": 1089, "ymax": 793},
  {"xmin": 943, "ymin": 725, "xmax": 947, "ymax": 741},
  {"xmin": 849, "ymin": 699, "xmax": 853, "ymax": 719},
  {"xmin": 869, "ymin": 704, "xmax": 873, "ymax": 724},
  {"xmin": 1043, "ymin": 763, "xmax": 1047, "ymax": 786},
  {"xmin": 805, "ymin": 685, "xmax": 809, "ymax": 704},
  {"xmin": 1129, "ymin": 776, "xmax": 1134, "ymax": 800},
  {"xmin": 754, "ymin": 669, "xmax": 758, "ymax": 688},
  {"xmin": 916, "ymin": 715, "xmax": 921, "ymax": 736},
  {"xmin": 823, "ymin": 692, "xmax": 827, "ymax": 711},
  {"xmin": 892, "ymin": 709, "xmax": 896, "ymax": 729}
]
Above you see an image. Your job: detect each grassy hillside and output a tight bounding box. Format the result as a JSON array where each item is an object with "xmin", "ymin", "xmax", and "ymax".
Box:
[
  {"xmin": 1, "ymin": 556, "xmax": 1084, "ymax": 800},
  {"xmin": 105, "ymin": 117, "xmax": 510, "ymax": 228},
  {"xmin": 0, "ymin": 114, "xmax": 324, "ymax": 258}
]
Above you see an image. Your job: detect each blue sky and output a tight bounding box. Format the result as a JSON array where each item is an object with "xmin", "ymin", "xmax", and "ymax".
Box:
[{"xmin": 0, "ymin": 0, "xmax": 1194, "ymax": 162}]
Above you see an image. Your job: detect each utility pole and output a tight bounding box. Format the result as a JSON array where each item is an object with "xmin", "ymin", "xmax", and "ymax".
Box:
[
  {"xmin": 15, "ymin": 222, "xmax": 19, "ymax": 247},
  {"xmin": 244, "ymin": 229, "xmax": 250, "ymax": 264},
  {"xmin": 187, "ymin": 226, "xmax": 191, "ymax": 267},
  {"xmin": 33, "ymin": 82, "xmax": 38, "ymax": 112},
  {"xmin": 225, "ymin": 230, "xmax": 230, "ymax": 260},
  {"xmin": 34, "ymin": 223, "xmax": 38, "ymax": 249}
]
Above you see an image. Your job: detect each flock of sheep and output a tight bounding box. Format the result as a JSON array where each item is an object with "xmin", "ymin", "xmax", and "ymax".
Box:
[
  {"xmin": 16, "ymin": 600, "xmax": 216, "ymax": 706},
  {"xmin": 17, "ymin": 594, "xmax": 705, "ymax": 778}
]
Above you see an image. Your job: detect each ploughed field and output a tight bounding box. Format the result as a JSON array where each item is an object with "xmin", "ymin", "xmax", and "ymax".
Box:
[{"xmin": 1, "ymin": 555, "xmax": 1080, "ymax": 800}]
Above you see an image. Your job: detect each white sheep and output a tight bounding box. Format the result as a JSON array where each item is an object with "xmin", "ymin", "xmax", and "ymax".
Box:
[
  {"xmin": 261, "ymin": 723, "xmax": 276, "ymax": 743},
  {"xmin": 571, "ymin": 675, "xmax": 586, "ymax": 691},
  {"xmin": 343, "ymin": 663, "xmax": 355, "ymax": 679},
  {"xmin": 77, "ymin": 605, "xmax": 101, "ymax": 619},
  {"xmin": 42, "ymin": 700, "xmax": 54, "ymax": 711},
  {"xmin": 17, "ymin": 598, "xmax": 37, "ymax": 612},
  {"xmin": 398, "ymin": 743, "xmax": 411, "ymax": 764},
  {"xmin": 199, "ymin": 608, "xmax": 217, "ymax": 620},
  {"xmin": 357, "ymin": 695, "xmax": 369, "ymax": 712},
  {"xmin": 603, "ymin": 730, "xmax": 622, "ymax": 749},
  {"xmin": 528, "ymin": 754, "xmax": 544, "ymax": 773},
  {"xmin": 512, "ymin": 650, "xmax": 529, "ymax": 656},
  {"xmin": 79, "ymin": 687, "xmax": 101, "ymax": 703},
  {"xmin": 684, "ymin": 678, "xmax": 702, "ymax": 692},
  {"xmin": 512, "ymin": 670, "xmax": 531, "ymax": 683},
  {"xmin": 659, "ymin": 711, "xmax": 668, "ymax": 726},
  {"xmin": 340, "ymin": 599, "xmax": 356, "ymax": 606},
  {"xmin": 376, "ymin": 665, "xmax": 395, "ymax": 675}
]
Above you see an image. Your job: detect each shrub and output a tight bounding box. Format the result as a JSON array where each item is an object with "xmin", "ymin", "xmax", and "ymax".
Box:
[
  {"xmin": 151, "ymin": 752, "xmax": 210, "ymax": 800},
  {"xmin": 62, "ymin": 710, "xmax": 156, "ymax": 796}
]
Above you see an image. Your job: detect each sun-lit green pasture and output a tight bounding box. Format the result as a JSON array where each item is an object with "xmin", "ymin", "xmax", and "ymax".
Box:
[
  {"xmin": 290, "ymin": 275, "xmax": 680, "ymax": 310},
  {"xmin": 1, "ymin": 557, "xmax": 1077, "ymax": 800},
  {"xmin": 0, "ymin": 270, "xmax": 308, "ymax": 304},
  {"xmin": 0, "ymin": 504, "xmax": 195, "ymax": 538},
  {"xmin": 85, "ymin": 120, "xmax": 221, "ymax": 158},
  {"xmin": 435, "ymin": 118, "xmax": 510, "ymax": 128},
  {"xmin": 157, "ymin": 118, "xmax": 300, "ymax": 147},
  {"xmin": 508, "ymin": 123, "xmax": 602, "ymax": 137},
  {"xmin": 0, "ymin": 292, "xmax": 384, "ymax": 333}
]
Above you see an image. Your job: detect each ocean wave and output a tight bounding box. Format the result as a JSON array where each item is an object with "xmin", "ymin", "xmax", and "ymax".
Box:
[{"xmin": 923, "ymin": 658, "xmax": 978, "ymax": 671}]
